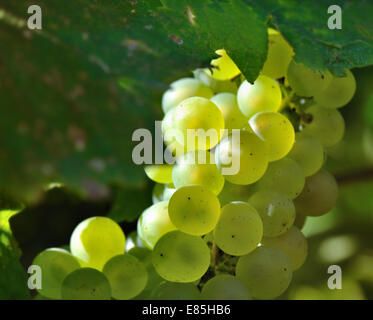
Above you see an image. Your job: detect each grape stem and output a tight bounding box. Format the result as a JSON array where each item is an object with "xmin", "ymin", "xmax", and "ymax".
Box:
[
  {"xmin": 279, "ymin": 87, "xmax": 295, "ymax": 111},
  {"xmin": 336, "ymin": 168, "xmax": 373, "ymax": 185},
  {"xmin": 211, "ymin": 242, "xmax": 219, "ymax": 267}
]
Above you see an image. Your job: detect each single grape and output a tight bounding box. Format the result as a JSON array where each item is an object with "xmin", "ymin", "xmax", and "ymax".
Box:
[
  {"xmin": 193, "ymin": 68, "xmax": 237, "ymax": 93},
  {"xmin": 286, "ymin": 60, "xmax": 331, "ymax": 97},
  {"xmin": 210, "ymin": 93, "xmax": 248, "ymax": 134},
  {"xmin": 138, "ymin": 201, "xmax": 176, "ymax": 249},
  {"xmin": 207, "ymin": 49, "xmax": 241, "ymax": 80},
  {"xmin": 201, "ymin": 274, "xmax": 252, "ymax": 300},
  {"xmin": 152, "ymin": 183, "xmax": 165, "ymax": 204},
  {"xmin": 151, "ymin": 281, "xmax": 201, "ymax": 300},
  {"xmin": 288, "ymin": 132, "xmax": 324, "ymax": 177},
  {"xmin": 218, "ymin": 181, "xmax": 256, "ymax": 206},
  {"xmin": 172, "ymin": 150, "xmax": 225, "ymax": 195},
  {"xmin": 103, "ymin": 254, "xmax": 148, "ymax": 300},
  {"xmin": 294, "ymin": 169, "xmax": 338, "ymax": 217},
  {"xmin": 261, "ymin": 226, "xmax": 308, "ymax": 271},
  {"xmin": 70, "ymin": 216, "xmax": 125, "ymax": 270},
  {"xmin": 61, "ymin": 268, "xmax": 111, "ymax": 300},
  {"xmin": 152, "ymin": 231, "xmax": 210, "ymax": 283},
  {"xmin": 168, "ymin": 185, "xmax": 221, "ymax": 236},
  {"xmin": 248, "ymin": 191, "xmax": 295, "ymax": 237},
  {"xmin": 32, "ymin": 248, "xmax": 80, "ymax": 299},
  {"xmin": 215, "ymin": 131, "xmax": 269, "ymax": 185},
  {"xmin": 256, "ymin": 157, "xmax": 305, "ymax": 199},
  {"xmin": 237, "ymin": 75, "xmax": 282, "ymax": 118},
  {"xmin": 214, "ymin": 202, "xmax": 263, "ymax": 256},
  {"xmin": 128, "ymin": 247, "xmax": 152, "ymax": 265},
  {"xmin": 144, "ymin": 165, "xmax": 173, "ymax": 184},
  {"xmin": 236, "ymin": 246, "xmax": 292, "ymax": 300},
  {"xmin": 162, "ymin": 78, "xmax": 213, "ymax": 113},
  {"xmin": 314, "ymin": 69, "xmax": 356, "ymax": 108},
  {"xmin": 249, "ymin": 111, "xmax": 295, "ymax": 162},
  {"xmin": 173, "ymin": 97, "xmax": 225, "ymax": 151},
  {"xmin": 261, "ymin": 28, "xmax": 294, "ymax": 79},
  {"xmin": 300, "ymin": 105, "xmax": 345, "ymax": 148}
]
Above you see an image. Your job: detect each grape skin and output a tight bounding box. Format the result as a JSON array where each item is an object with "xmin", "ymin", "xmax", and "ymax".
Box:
[
  {"xmin": 288, "ymin": 132, "xmax": 324, "ymax": 177},
  {"xmin": 256, "ymin": 157, "xmax": 305, "ymax": 199},
  {"xmin": 214, "ymin": 202, "xmax": 263, "ymax": 256},
  {"xmin": 173, "ymin": 96, "xmax": 225, "ymax": 151},
  {"xmin": 172, "ymin": 150, "xmax": 225, "ymax": 195},
  {"xmin": 152, "ymin": 231, "xmax": 210, "ymax": 283},
  {"xmin": 261, "ymin": 28, "xmax": 294, "ymax": 79},
  {"xmin": 301, "ymin": 105, "xmax": 345, "ymax": 148},
  {"xmin": 237, "ymin": 75, "xmax": 282, "ymax": 118},
  {"xmin": 215, "ymin": 131, "xmax": 269, "ymax": 185},
  {"xmin": 168, "ymin": 185, "xmax": 221, "ymax": 236},
  {"xmin": 151, "ymin": 281, "xmax": 201, "ymax": 300},
  {"xmin": 314, "ymin": 70, "xmax": 356, "ymax": 108},
  {"xmin": 144, "ymin": 164, "xmax": 173, "ymax": 184},
  {"xmin": 249, "ymin": 111, "xmax": 295, "ymax": 162},
  {"xmin": 248, "ymin": 190, "xmax": 295, "ymax": 237},
  {"xmin": 138, "ymin": 201, "xmax": 177, "ymax": 249},
  {"xmin": 261, "ymin": 226, "xmax": 308, "ymax": 271},
  {"xmin": 236, "ymin": 246, "xmax": 292, "ymax": 300},
  {"xmin": 286, "ymin": 60, "xmax": 331, "ymax": 97},
  {"xmin": 32, "ymin": 248, "xmax": 80, "ymax": 299},
  {"xmin": 103, "ymin": 254, "xmax": 148, "ymax": 300},
  {"xmin": 61, "ymin": 268, "xmax": 112, "ymax": 300},
  {"xmin": 294, "ymin": 169, "xmax": 338, "ymax": 217},
  {"xmin": 70, "ymin": 217, "xmax": 126, "ymax": 271},
  {"xmin": 162, "ymin": 78, "xmax": 213, "ymax": 113},
  {"xmin": 201, "ymin": 274, "xmax": 252, "ymax": 300}
]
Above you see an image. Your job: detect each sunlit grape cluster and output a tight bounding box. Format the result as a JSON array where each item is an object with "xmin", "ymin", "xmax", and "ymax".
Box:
[{"xmin": 31, "ymin": 28, "xmax": 356, "ymax": 300}]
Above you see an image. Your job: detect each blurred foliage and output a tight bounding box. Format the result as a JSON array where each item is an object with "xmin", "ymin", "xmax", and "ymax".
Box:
[{"xmin": 0, "ymin": 0, "xmax": 372, "ymax": 299}]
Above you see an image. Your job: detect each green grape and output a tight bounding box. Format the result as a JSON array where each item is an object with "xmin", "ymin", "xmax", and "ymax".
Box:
[
  {"xmin": 173, "ymin": 97, "xmax": 225, "ymax": 151},
  {"xmin": 32, "ymin": 248, "xmax": 80, "ymax": 299},
  {"xmin": 103, "ymin": 254, "xmax": 148, "ymax": 300},
  {"xmin": 144, "ymin": 165, "xmax": 173, "ymax": 184},
  {"xmin": 314, "ymin": 69, "xmax": 356, "ymax": 108},
  {"xmin": 210, "ymin": 93, "xmax": 248, "ymax": 134},
  {"xmin": 218, "ymin": 181, "xmax": 256, "ymax": 206},
  {"xmin": 172, "ymin": 150, "xmax": 225, "ymax": 195},
  {"xmin": 248, "ymin": 191, "xmax": 295, "ymax": 237},
  {"xmin": 152, "ymin": 183, "xmax": 165, "ymax": 204},
  {"xmin": 193, "ymin": 68, "xmax": 237, "ymax": 93},
  {"xmin": 294, "ymin": 212, "xmax": 307, "ymax": 230},
  {"xmin": 168, "ymin": 185, "xmax": 221, "ymax": 236},
  {"xmin": 201, "ymin": 274, "xmax": 252, "ymax": 300},
  {"xmin": 249, "ymin": 111, "xmax": 295, "ymax": 162},
  {"xmin": 207, "ymin": 49, "xmax": 241, "ymax": 80},
  {"xmin": 261, "ymin": 28, "xmax": 294, "ymax": 79},
  {"xmin": 134, "ymin": 264, "xmax": 164, "ymax": 300},
  {"xmin": 162, "ymin": 78, "xmax": 213, "ymax": 113},
  {"xmin": 61, "ymin": 268, "xmax": 111, "ymax": 300},
  {"xmin": 128, "ymin": 247, "xmax": 152, "ymax": 265},
  {"xmin": 214, "ymin": 202, "xmax": 263, "ymax": 256},
  {"xmin": 286, "ymin": 60, "xmax": 331, "ymax": 97},
  {"xmin": 151, "ymin": 281, "xmax": 201, "ymax": 300},
  {"xmin": 256, "ymin": 157, "xmax": 305, "ymax": 199},
  {"xmin": 163, "ymin": 184, "xmax": 176, "ymax": 201},
  {"xmin": 125, "ymin": 231, "xmax": 137, "ymax": 252},
  {"xmin": 152, "ymin": 231, "xmax": 210, "ymax": 283},
  {"xmin": 215, "ymin": 131, "xmax": 269, "ymax": 185},
  {"xmin": 138, "ymin": 201, "xmax": 177, "ymax": 249},
  {"xmin": 300, "ymin": 105, "xmax": 345, "ymax": 147},
  {"xmin": 237, "ymin": 75, "xmax": 282, "ymax": 118},
  {"xmin": 288, "ymin": 132, "xmax": 324, "ymax": 177},
  {"xmin": 294, "ymin": 169, "xmax": 338, "ymax": 217},
  {"xmin": 261, "ymin": 226, "xmax": 308, "ymax": 271},
  {"xmin": 236, "ymin": 246, "xmax": 292, "ymax": 300},
  {"xmin": 70, "ymin": 216, "xmax": 125, "ymax": 270}
]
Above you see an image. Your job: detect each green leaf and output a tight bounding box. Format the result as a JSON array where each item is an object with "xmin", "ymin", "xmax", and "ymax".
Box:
[
  {"xmin": 158, "ymin": 0, "xmax": 268, "ymax": 82},
  {"xmin": 251, "ymin": 0, "xmax": 373, "ymax": 75},
  {"xmin": 0, "ymin": 195, "xmax": 29, "ymax": 299},
  {"xmin": 107, "ymin": 184, "xmax": 152, "ymax": 223}
]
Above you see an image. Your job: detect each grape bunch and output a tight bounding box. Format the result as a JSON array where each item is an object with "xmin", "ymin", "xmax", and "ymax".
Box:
[{"xmin": 31, "ymin": 28, "xmax": 356, "ymax": 300}]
